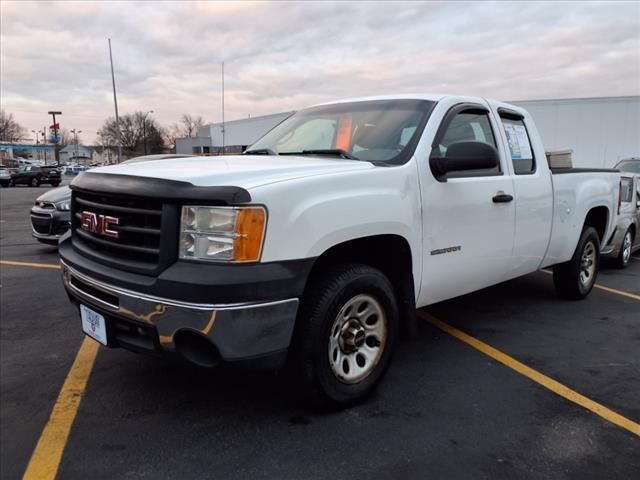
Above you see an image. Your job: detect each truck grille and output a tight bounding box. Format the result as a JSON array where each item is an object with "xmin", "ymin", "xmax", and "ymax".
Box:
[{"xmin": 71, "ymin": 191, "xmax": 175, "ymax": 274}]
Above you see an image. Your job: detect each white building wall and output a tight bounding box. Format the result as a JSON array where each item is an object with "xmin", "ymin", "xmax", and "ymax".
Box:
[
  {"xmin": 511, "ymin": 96, "xmax": 639, "ymax": 168},
  {"xmin": 59, "ymin": 145, "xmax": 92, "ymax": 163},
  {"xmin": 206, "ymin": 111, "xmax": 293, "ymax": 147},
  {"xmin": 177, "ymin": 112, "xmax": 295, "ymax": 154}
]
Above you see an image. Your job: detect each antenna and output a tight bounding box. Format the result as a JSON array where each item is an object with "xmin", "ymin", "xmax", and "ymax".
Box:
[
  {"xmin": 221, "ymin": 61, "xmax": 225, "ymax": 154},
  {"xmin": 108, "ymin": 38, "xmax": 122, "ymax": 162}
]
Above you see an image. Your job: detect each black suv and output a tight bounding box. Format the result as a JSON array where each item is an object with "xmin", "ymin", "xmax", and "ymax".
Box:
[{"xmin": 10, "ymin": 165, "xmax": 61, "ymax": 187}]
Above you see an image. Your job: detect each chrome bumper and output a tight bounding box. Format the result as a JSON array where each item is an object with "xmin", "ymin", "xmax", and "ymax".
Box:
[{"xmin": 60, "ymin": 260, "xmax": 299, "ymax": 361}]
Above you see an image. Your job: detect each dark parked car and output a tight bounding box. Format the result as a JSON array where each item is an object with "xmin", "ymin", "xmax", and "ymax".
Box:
[
  {"xmin": 30, "ymin": 186, "xmax": 71, "ymax": 245},
  {"xmin": 11, "ymin": 165, "xmax": 61, "ymax": 187}
]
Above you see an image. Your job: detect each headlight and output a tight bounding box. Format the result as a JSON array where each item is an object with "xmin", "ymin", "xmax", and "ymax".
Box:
[
  {"xmin": 56, "ymin": 201, "xmax": 71, "ymax": 211},
  {"xmin": 179, "ymin": 206, "xmax": 267, "ymax": 262}
]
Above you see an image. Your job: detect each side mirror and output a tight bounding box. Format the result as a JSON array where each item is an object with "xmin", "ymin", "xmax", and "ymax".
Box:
[{"xmin": 430, "ymin": 141, "xmax": 499, "ymax": 182}]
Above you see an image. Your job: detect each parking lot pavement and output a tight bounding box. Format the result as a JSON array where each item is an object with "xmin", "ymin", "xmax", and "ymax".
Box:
[{"xmin": 1, "ymin": 186, "xmax": 639, "ymax": 479}]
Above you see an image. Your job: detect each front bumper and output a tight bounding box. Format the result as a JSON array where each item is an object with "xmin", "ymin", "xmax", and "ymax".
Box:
[
  {"xmin": 61, "ymin": 259, "xmax": 300, "ymax": 365},
  {"xmin": 30, "ymin": 206, "xmax": 71, "ymax": 245}
]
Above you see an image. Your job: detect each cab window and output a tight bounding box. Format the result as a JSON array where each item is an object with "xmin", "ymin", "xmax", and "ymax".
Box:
[
  {"xmin": 500, "ymin": 116, "xmax": 535, "ymax": 174},
  {"xmin": 435, "ymin": 111, "xmax": 500, "ymax": 177}
]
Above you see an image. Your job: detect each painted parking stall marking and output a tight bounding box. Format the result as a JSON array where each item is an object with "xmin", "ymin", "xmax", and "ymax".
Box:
[
  {"xmin": 23, "ymin": 337, "xmax": 100, "ymax": 480},
  {"xmin": 417, "ymin": 311, "xmax": 640, "ymax": 437},
  {"xmin": 539, "ymin": 268, "xmax": 640, "ymax": 301},
  {"xmin": 0, "ymin": 260, "xmax": 61, "ymax": 270}
]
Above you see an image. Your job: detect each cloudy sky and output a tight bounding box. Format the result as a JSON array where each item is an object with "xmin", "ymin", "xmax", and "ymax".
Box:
[{"xmin": 1, "ymin": 0, "xmax": 639, "ymax": 143}]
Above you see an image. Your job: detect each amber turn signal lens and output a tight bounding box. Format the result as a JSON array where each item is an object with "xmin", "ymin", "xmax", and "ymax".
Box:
[{"xmin": 233, "ymin": 207, "xmax": 266, "ymax": 262}]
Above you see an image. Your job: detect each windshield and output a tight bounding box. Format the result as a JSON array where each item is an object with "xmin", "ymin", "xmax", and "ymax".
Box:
[
  {"xmin": 616, "ymin": 160, "xmax": 640, "ymax": 174},
  {"xmin": 248, "ymin": 99, "xmax": 435, "ymax": 164}
]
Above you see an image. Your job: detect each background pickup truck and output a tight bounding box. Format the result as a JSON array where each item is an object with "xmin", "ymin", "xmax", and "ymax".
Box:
[{"xmin": 59, "ymin": 94, "xmax": 620, "ymax": 409}]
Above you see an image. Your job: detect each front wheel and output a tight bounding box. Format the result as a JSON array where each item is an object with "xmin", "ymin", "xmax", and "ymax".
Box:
[
  {"xmin": 51, "ymin": 182, "xmax": 61, "ymax": 187},
  {"xmin": 289, "ymin": 263, "xmax": 399, "ymax": 410},
  {"xmin": 30, "ymin": 177, "xmax": 39, "ymax": 187},
  {"xmin": 553, "ymin": 226, "xmax": 600, "ymax": 300},
  {"xmin": 615, "ymin": 228, "xmax": 634, "ymax": 269}
]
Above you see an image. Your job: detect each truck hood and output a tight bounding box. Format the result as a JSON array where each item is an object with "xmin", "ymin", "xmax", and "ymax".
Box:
[{"xmin": 90, "ymin": 155, "xmax": 373, "ymax": 190}]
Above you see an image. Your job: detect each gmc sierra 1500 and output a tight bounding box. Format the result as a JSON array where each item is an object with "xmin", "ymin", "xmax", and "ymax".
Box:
[{"xmin": 60, "ymin": 94, "xmax": 620, "ymax": 408}]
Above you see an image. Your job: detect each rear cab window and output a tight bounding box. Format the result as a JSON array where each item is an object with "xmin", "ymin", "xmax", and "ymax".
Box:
[{"xmin": 498, "ymin": 109, "xmax": 536, "ymax": 175}]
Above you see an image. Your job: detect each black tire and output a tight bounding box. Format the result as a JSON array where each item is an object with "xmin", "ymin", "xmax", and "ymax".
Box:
[
  {"xmin": 30, "ymin": 177, "xmax": 40, "ymax": 187},
  {"xmin": 289, "ymin": 263, "xmax": 399, "ymax": 410},
  {"xmin": 615, "ymin": 228, "xmax": 634, "ymax": 269},
  {"xmin": 9, "ymin": 179, "xmax": 15, "ymax": 187},
  {"xmin": 553, "ymin": 226, "xmax": 600, "ymax": 300},
  {"xmin": 51, "ymin": 182, "xmax": 61, "ymax": 187}
]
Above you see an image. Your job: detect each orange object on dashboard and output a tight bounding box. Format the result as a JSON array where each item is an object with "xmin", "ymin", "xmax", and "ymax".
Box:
[{"xmin": 335, "ymin": 114, "xmax": 353, "ymax": 151}]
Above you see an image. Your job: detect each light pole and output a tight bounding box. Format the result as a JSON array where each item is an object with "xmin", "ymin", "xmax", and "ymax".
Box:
[
  {"xmin": 31, "ymin": 130, "xmax": 39, "ymax": 162},
  {"xmin": 70, "ymin": 129, "xmax": 82, "ymax": 164},
  {"xmin": 142, "ymin": 110, "xmax": 153, "ymax": 155},
  {"xmin": 48, "ymin": 111, "xmax": 62, "ymax": 165},
  {"xmin": 41, "ymin": 128, "xmax": 47, "ymax": 163}
]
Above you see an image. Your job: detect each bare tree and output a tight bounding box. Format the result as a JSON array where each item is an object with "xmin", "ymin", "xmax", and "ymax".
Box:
[
  {"xmin": 163, "ymin": 123, "xmax": 182, "ymax": 152},
  {"xmin": 0, "ymin": 109, "xmax": 26, "ymax": 142},
  {"xmin": 179, "ymin": 114, "xmax": 205, "ymax": 138},
  {"xmin": 57, "ymin": 128, "xmax": 74, "ymax": 148},
  {"xmin": 98, "ymin": 112, "xmax": 165, "ymax": 156}
]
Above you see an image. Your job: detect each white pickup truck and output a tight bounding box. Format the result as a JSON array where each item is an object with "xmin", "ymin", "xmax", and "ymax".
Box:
[{"xmin": 60, "ymin": 94, "xmax": 620, "ymax": 408}]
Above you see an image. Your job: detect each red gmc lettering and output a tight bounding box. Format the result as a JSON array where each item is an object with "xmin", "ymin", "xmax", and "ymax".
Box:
[{"xmin": 80, "ymin": 211, "xmax": 119, "ymax": 239}]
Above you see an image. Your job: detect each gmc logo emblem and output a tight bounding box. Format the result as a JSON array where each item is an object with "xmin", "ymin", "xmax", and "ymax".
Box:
[{"xmin": 80, "ymin": 211, "xmax": 119, "ymax": 239}]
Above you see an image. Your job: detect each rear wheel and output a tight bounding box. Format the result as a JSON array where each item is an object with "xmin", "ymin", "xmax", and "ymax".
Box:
[
  {"xmin": 553, "ymin": 226, "xmax": 600, "ymax": 300},
  {"xmin": 615, "ymin": 228, "xmax": 633, "ymax": 269},
  {"xmin": 290, "ymin": 263, "xmax": 399, "ymax": 410},
  {"xmin": 30, "ymin": 177, "xmax": 39, "ymax": 187}
]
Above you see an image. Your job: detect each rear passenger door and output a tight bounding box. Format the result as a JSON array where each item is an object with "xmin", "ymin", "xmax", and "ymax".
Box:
[
  {"xmin": 419, "ymin": 102, "xmax": 516, "ymax": 305},
  {"xmin": 494, "ymin": 107, "xmax": 553, "ymax": 278}
]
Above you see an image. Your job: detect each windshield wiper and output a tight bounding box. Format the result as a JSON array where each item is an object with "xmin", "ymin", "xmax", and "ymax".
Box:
[
  {"xmin": 280, "ymin": 149, "xmax": 360, "ymax": 160},
  {"xmin": 244, "ymin": 148, "xmax": 278, "ymax": 155}
]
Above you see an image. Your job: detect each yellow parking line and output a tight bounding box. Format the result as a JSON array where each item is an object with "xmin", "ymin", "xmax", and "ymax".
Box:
[
  {"xmin": 23, "ymin": 337, "xmax": 99, "ymax": 480},
  {"xmin": 417, "ymin": 311, "xmax": 640, "ymax": 437},
  {"xmin": 0, "ymin": 260, "xmax": 60, "ymax": 270},
  {"xmin": 539, "ymin": 269, "xmax": 640, "ymax": 301}
]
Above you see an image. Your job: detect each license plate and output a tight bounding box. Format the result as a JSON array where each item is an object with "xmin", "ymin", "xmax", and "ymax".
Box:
[{"xmin": 80, "ymin": 304, "xmax": 108, "ymax": 345}]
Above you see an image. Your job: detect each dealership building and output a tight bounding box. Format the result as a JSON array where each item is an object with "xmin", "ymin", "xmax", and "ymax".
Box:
[{"xmin": 176, "ymin": 96, "xmax": 639, "ymax": 168}]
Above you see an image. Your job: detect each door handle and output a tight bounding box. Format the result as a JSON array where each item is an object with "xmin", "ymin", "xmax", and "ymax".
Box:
[{"xmin": 492, "ymin": 192, "xmax": 513, "ymax": 203}]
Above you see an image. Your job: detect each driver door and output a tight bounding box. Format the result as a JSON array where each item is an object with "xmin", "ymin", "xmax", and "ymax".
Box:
[{"xmin": 418, "ymin": 103, "xmax": 515, "ymax": 305}]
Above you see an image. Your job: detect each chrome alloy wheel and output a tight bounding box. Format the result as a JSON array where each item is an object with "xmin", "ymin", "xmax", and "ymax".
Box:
[
  {"xmin": 622, "ymin": 231, "xmax": 632, "ymax": 264},
  {"xmin": 580, "ymin": 240, "xmax": 597, "ymax": 286},
  {"xmin": 328, "ymin": 294, "xmax": 387, "ymax": 384}
]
